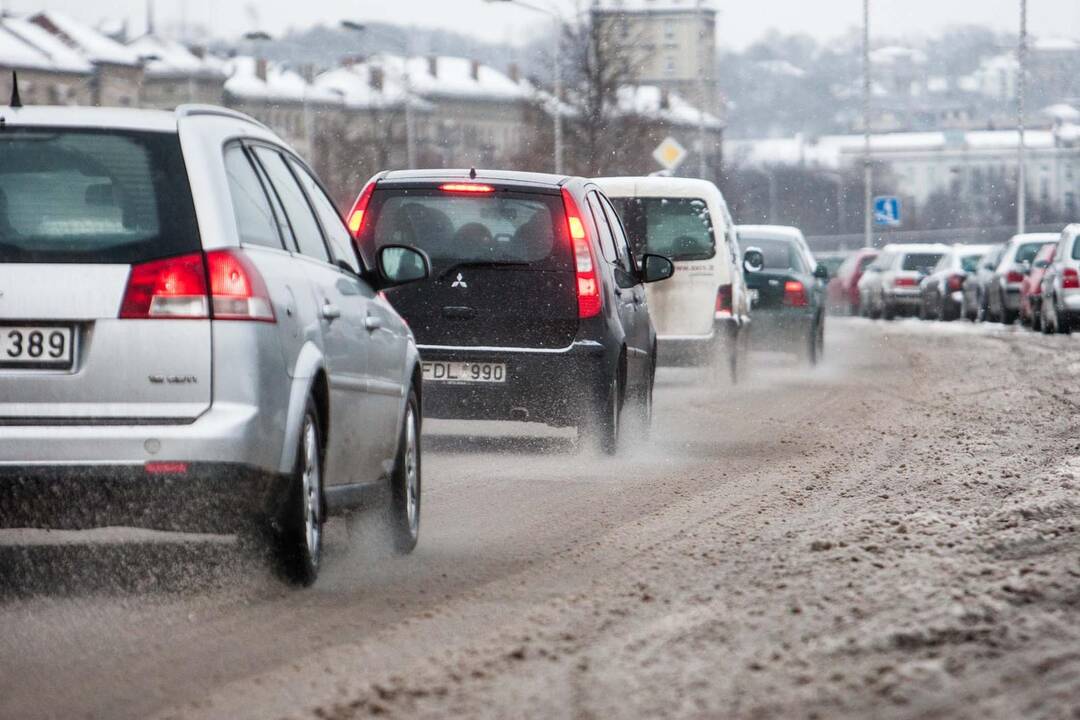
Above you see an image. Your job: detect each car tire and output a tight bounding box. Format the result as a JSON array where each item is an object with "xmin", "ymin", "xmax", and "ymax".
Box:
[
  {"xmin": 385, "ymin": 388, "xmax": 421, "ymax": 555},
  {"xmin": 1002, "ymin": 308, "xmax": 1018, "ymax": 325},
  {"xmin": 276, "ymin": 397, "xmax": 324, "ymax": 586},
  {"xmin": 1031, "ymin": 301, "xmax": 1042, "ymax": 332},
  {"xmin": 581, "ymin": 372, "xmax": 621, "ymax": 455},
  {"xmin": 882, "ymin": 302, "xmax": 895, "ymax": 321}
]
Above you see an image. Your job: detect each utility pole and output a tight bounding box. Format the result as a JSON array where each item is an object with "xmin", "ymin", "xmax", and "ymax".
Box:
[
  {"xmin": 696, "ymin": 0, "xmax": 708, "ymax": 179},
  {"xmin": 862, "ymin": 0, "xmax": 873, "ymax": 249},
  {"xmin": 1017, "ymin": 0, "xmax": 1028, "ymax": 234}
]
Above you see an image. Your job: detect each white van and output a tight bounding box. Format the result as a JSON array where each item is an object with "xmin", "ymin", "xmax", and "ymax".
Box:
[{"xmin": 596, "ymin": 176, "xmax": 751, "ymax": 380}]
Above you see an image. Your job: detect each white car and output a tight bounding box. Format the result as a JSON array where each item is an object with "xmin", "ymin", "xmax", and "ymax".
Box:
[
  {"xmin": 858, "ymin": 243, "xmax": 949, "ymax": 320},
  {"xmin": 595, "ymin": 176, "xmax": 750, "ymax": 381}
]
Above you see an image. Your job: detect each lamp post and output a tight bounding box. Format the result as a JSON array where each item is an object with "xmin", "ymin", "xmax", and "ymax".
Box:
[
  {"xmin": 862, "ymin": 0, "xmax": 873, "ymax": 249},
  {"xmin": 341, "ymin": 20, "xmax": 418, "ymax": 169},
  {"xmin": 483, "ymin": 0, "xmax": 564, "ymax": 175},
  {"xmin": 1017, "ymin": 0, "xmax": 1028, "ymax": 234}
]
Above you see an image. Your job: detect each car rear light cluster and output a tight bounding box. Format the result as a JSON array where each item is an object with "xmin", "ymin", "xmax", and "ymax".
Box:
[
  {"xmin": 561, "ymin": 189, "xmax": 602, "ymax": 319},
  {"xmin": 346, "ymin": 180, "xmax": 376, "ymax": 236},
  {"xmin": 783, "ymin": 280, "xmax": 808, "ymax": 307},
  {"xmin": 715, "ymin": 284, "xmax": 733, "ymax": 317},
  {"xmin": 893, "ymin": 277, "xmax": 917, "ymax": 288},
  {"xmin": 1064, "ymin": 268, "xmax": 1080, "ymax": 290},
  {"xmin": 947, "ymin": 274, "xmax": 965, "ymax": 292},
  {"xmin": 1006, "ymin": 270, "xmax": 1025, "ymax": 284},
  {"xmin": 120, "ymin": 250, "xmax": 274, "ymax": 322}
]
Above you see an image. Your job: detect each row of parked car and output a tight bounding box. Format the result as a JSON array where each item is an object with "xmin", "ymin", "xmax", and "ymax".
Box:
[
  {"xmin": 0, "ymin": 104, "xmax": 829, "ymax": 586},
  {"xmin": 827, "ymin": 225, "xmax": 1080, "ymax": 333}
]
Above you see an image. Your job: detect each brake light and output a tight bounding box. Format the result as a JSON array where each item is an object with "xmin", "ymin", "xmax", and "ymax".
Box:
[
  {"xmin": 561, "ymin": 188, "xmax": 602, "ymax": 319},
  {"xmin": 346, "ymin": 180, "xmax": 376, "ymax": 236},
  {"xmin": 120, "ymin": 253, "xmax": 209, "ymax": 319},
  {"xmin": 1064, "ymin": 268, "xmax": 1080, "ymax": 290},
  {"xmin": 893, "ymin": 277, "xmax": 917, "ymax": 288},
  {"xmin": 145, "ymin": 462, "xmax": 189, "ymax": 475},
  {"xmin": 1006, "ymin": 270, "xmax": 1025, "ymax": 284},
  {"xmin": 715, "ymin": 283, "xmax": 733, "ymax": 316},
  {"xmin": 947, "ymin": 274, "xmax": 964, "ymax": 292},
  {"xmin": 783, "ymin": 280, "xmax": 808, "ymax": 307},
  {"xmin": 439, "ymin": 183, "xmax": 495, "ymax": 194},
  {"xmin": 205, "ymin": 250, "xmax": 275, "ymax": 322}
]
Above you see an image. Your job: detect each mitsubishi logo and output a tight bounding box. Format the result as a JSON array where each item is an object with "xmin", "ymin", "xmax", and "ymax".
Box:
[{"xmin": 451, "ymin": 273, "xmax": 468, "ymax": 289}]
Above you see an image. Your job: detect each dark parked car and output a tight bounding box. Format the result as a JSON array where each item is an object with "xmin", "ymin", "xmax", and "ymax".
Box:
[
  {"xmin": 349, "ymin": 170, "xmax": 674, "ymax": 454},
  {"xmin": 961, "ymin": 244, "xmax": 1005, "ymax": 321},
  {"xmin": 918, "ymin": 244, "xmax": 995, "ymax": 321},
  {"xmin": 737, "ymin": 225, "xmax": 827, "ymax": 365}
]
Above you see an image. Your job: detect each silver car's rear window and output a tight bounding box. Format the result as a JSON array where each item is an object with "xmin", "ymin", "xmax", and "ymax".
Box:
[{"xmin": 0, "ymin": 128, "xmax": 199, "ymax": 263}]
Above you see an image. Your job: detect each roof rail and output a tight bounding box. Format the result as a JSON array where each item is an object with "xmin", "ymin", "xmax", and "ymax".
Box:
[{"xmin": 175, "ymin": 104, "xmax": 271, "ymax": 131}]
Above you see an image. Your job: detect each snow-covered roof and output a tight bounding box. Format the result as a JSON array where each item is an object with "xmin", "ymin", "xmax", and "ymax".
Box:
[
  {"xmin": 29, "ymin": 11, "xmax": 141, "ymax": 67},
  {"xmin": 1032, "ymin": 37, "xmax": 1080, "ymax": 53},
  {"xmin": 616, "ymin": 85, "xmax": 722, "ymax": 129},
  {"xmin": 870, "ymin": 46, "xmax": 927, "ymax": 65},
  {"xmin": 313, "ymin": 62, "xmax": 432, "ymax": 111},
  {"xmin": 225, "ymin": 56, "xmax": 342, "ymax": 105},
  {"xmin": 127, "ymin": 34, "xmax": 226, "ymax": 79},
  {"xmin": 0, "ymin": 16, "xmax": 93, "ymax": 73},
  {"xmin": 1041, "ymin": 103, "xmax": 1080, "ymax": 123},
  {"xmin": 592, "ymin": 0, "xmax": 716, "ymax": 12},
  {"xmin": 756, "ymin": 59, "xmax": 806, "ymax": 79}
]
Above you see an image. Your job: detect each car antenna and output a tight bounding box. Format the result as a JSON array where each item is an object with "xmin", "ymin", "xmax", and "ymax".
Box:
[
  {"xmin": 9, "ymin": 71, "xmax": 22, "ymax": 109},
  {"xmin": 469, "ymin": 167, "xmax": 477, "ymax": 180}
]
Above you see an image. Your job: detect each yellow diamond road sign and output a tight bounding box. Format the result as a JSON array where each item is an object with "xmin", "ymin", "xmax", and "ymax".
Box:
[{"xmin": 653, "ymin": 136, "xmax": 687, "ymax": 171}]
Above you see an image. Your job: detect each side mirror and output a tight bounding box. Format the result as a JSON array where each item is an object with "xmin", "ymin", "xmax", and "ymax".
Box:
[
  {"xmin": 743, "ymin": 247, "xmax": 765, "ymax": 274},
  {"xmin": 641, "ymin": 253, "xmax": 675, "ymax": 283},
  {"xmin": 375, "ymin": 245, "xmax": 429, "ymax": 289},
  {"xmin": 814, "ymin": 263, "xmax": 829, "ymax": 281}
]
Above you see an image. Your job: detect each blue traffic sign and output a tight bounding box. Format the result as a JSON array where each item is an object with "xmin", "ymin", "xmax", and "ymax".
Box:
[{"xmin": 874, "ymin": 196, "xmax": 902, "ymax": 227}]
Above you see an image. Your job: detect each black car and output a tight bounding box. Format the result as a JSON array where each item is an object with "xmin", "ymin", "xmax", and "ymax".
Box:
[
  {"xmin": 918, "ymin": 244, "xmax": 995, "ymax": 321},
  {"xmin": 349, "ymin": 169, "xmax": 674, "ymax": 454},
  {"xmin": 736, "ymin": 225, "xmax": 828, "ymax": 365}
]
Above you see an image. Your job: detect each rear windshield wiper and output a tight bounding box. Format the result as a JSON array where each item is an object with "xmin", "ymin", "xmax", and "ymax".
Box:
[{"xmin": 437, "ymin": 260, "xmax": 531, "ymax": 280}]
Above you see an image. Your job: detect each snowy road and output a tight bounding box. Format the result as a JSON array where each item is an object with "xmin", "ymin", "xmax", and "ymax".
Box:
[{"xmin": 3, "ymin": 318, "xmax": 1080, "ymax": 719}]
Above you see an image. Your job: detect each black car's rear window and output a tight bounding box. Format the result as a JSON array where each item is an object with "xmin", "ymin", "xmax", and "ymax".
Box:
[
  {"xmin": 901, "ymin": 253, "xmax": 943, "ymax": 273},
  {"xmin": 609, "ymin": 197, "xmax": 715, "ymax": 262},
  {"xmin": 0, "ymin": 128, "xmax": 199, "ymax": 263},
  {"xmin": 744, "ymin": 236, "xmax": 807, "ymax": 273},
  {"xmin": 361, "ymin": 188, "xmax": 571, "ymax": 276}
]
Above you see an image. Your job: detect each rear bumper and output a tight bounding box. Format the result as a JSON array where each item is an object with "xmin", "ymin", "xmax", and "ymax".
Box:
[
  {"xmin": 657, "ymin": 317, "xmax": 740, "ymax": 367},
  {"xmin": 1062, "ymin": 291, "xmax": 1080, "ymax": 312},
  {"xmin": 417, "ymin": 340, "xmax": 608, "ymax": 426},
  {"xmin": 884, "ymin": 289, "xmax": 921, "ymax": 308},
  {"xmin": 749, "ymin": 309, "xmax": 814, "ymax": 349},
  {"xmin": 0, "ymin": 462, "xmax": 289, "ymax": 532},
  {"xmin": 1003, "ymin": 287, "xmax": 1022, "ymax": 311}
]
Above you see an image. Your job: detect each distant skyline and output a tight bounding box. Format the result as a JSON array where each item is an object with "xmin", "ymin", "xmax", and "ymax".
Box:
[{"xmin": 3, "ymin": 0, "xmax": 1077, "ymax": 50}]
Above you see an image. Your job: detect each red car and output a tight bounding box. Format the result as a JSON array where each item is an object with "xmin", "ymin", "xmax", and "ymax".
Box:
[
  {"xmin": 1020, "ymin": 243, "xmax": 1057, "ymax": 330},
  {"xmin": 829, "ymin": 248, "xmax": 879, "ymax": 315}
]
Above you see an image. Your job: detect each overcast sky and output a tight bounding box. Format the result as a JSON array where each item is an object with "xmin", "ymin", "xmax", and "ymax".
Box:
[{"xmin": 5, "ymin": 0, "xmax": 1078, "ymax": 49}]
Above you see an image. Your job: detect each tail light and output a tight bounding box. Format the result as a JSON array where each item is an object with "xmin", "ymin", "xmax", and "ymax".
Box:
[
  {"xmin": 120, "ymin": 250, "xmax": 274, "ymax": 322},
  {"xmin": 1064, "ymin": 268, "xmax": 1080, "ymax": 290},
  {"xmin": 346, "ymin": 180, "xmax": 377, "ymax": 237},
  {"xmin": 439, "ymin": 183, "xmax": 495, "ymax": 194},
  {"xmin": 893, "ymin": 277, "xmax": 917, "ymax": 288},
  {"xmin": 120, "ymin": 253, "xmax": 209, "ymax": 319},
  {"xmin": 145, "ymin": 462, "xmax": 189, "ymax": 475},
  {"xmin": 561, "ymin": 188, "xmax": 602, "ymax": 319},
  {"xmin": 1006, "ymin": 270, "xmax": 1025, "ymax": 284},
  {"xmin": 783, "ymin": 280, "xmax": 808, "ymax": 307},
  {"xmin": 205, "ymin": 250, "xmax": 275, "ymax": 322},
  {"xmin": 947, "ymin": 274, "xmax": 964, "ymax": 292},
  {"xmin": 715, "ymin": 283, "xmax": 733, "ymax": 317}
]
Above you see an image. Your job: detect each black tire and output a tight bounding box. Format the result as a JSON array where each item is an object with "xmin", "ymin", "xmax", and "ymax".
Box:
[
  {"xmin": 1002, "ymin": 307, "xmax": 1018, "ymax": 325},
  {"xmin": 1031, "ymin": 301, "xmax": 1043, "ymax": 332},
  {"xmin": 581, "ymin": 371, "xmax": 621, "ymax": 455},
  {"xmin": 882, "ymin": 302, "xmax": 895, "ymax": 321},
  {"xmin": 276, "ymin": 397, "xmax": 324, "ymax": 586},
  {"xmin": 386, "ymin": 389, "xmax": 421, "ymax": 554}
]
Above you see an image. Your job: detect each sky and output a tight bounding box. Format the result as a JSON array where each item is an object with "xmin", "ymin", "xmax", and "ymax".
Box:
[{"xmin": 3, "ymin": 0, "xmax": 1078, "ymax": 50}]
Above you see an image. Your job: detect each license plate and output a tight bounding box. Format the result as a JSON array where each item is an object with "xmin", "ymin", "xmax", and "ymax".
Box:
[
  {"xmin": 0, "ymin": 325, "xmax": 75, "ymax": 368},
  {"xmin": 422, "ymin": 361, "xmax": 506, "ymax": 383}
]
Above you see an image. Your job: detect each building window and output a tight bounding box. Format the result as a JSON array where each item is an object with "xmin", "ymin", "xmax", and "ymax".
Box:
[
  {"xmin": 665, "ymin": 57, "xmax": 676, "ymax": 76},
  {"xmin": 664, "ymin": 21, "xmax": 675, "ymax": 41}
]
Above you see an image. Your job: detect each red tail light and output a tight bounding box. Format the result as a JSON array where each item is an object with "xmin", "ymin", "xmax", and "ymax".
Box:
[
  {"xmin": 947, "ymin": 274, "xmax": 964, "ymax": 292},
  {"xmin": 561, "ymin": 188, "xmax": 602, "ymax": 319},
  {"xmin": 205, "ymin": 250, "xmax": 275, "ymax": 322},
  {"xmin": 715, "ymin": 283, "xmax": 733, "ymax": 316},
  {"xmin": 439, "ymin": 183, "xmax": 495, "ymax": 194},
  {"xmin": 1006, "ymin": 270, "xmax": 1025, "ymax": 284},
  {"xmin": 120, "ymin": 253, "xmax": 209, "ymax": 319},
  {"xmin": 145, "ymin": 462, "xmax": 189, "ymax": 475},
  {"xmin": 1064, "ymin": 268, "xmax": 1080, "ymax": 289},
  {"xmin": 893, "ymin": 277, "xmax": 917, "ymax": 288},
  {"xmin": 783, "ymin": 280, "xmax": 808, "ymax": 307},
  {"xmin": 346, "ymin": 180, "xmax": 377, "ymax": 237}
]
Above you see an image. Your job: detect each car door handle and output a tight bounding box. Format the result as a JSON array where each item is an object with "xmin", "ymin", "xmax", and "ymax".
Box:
[
  {"xmin": 364, "ymin": 315, "xmax": 383, "ymax": 331},
  {"xmin": 321, "ymin": 302, "xmax": 341, "ymax": 321}
]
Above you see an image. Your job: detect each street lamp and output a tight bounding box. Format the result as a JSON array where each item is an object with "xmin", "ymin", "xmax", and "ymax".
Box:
[
  {"xmin": 483, "ymin": 0, "xmax": 565, "ymax": 175},
  {"xmin": 1017, "ymin": 0, "xmax": 1028, "ymax": 234},
  {"xmin": 862, "ymin": 0, "xmax": 873, "ymax": 249},
  {"xmin": 341, "ymin": 20, "xmax": 418, "ymax": 169}
]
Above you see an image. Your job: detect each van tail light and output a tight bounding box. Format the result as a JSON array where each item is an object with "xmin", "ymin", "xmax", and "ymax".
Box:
[
  {"xmin": 947, "ymin": 274, "xmax": 965, "ymax": 292},
  {"xmin": 205, "ymin": 250, "xmax": 275, "ymax": 322},
  {"xmin": 1064, "ymin": 268, "xmax": 1080, "ymax": 290},
  {"xmin": 120, "ymin": 253, "xmax": 209, "ymax": 319},
  {"xmin": 783, "ymin": 280, "xmax": 808, "ymax": 307},
  {"xmin": 893, "ymin": 277, "xmax": 917, "ymax": 288},
  {"xmin": 1006, "ymin": 270, "xmax": 1025, "ymax": 284},
  {"xmin": 120, "ymin": 250, "xmax": 274, "ymax": 322},
  {"xmin": 561, "ymin": 188, "xmax": 602, "ymax": 319},
  {"xmin": 715, "ymin": 283, "xmax": 733, "ymax": 317},
  {"xmin": 346, "ymin": 180, "xmax": 377, "ymax": 237}
]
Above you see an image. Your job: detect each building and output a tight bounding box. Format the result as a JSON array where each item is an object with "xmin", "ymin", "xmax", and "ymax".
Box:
[
  {"xmin": 127, "ymin": 33, "xmax": 226, "ymax": 108},
  {"xmin": 0, "ymin": 15, "xmax": 94, "ymax": 105},
  {"xmin": 590, "ymin": 0, "xmax": 719, "ymax": 117}
]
